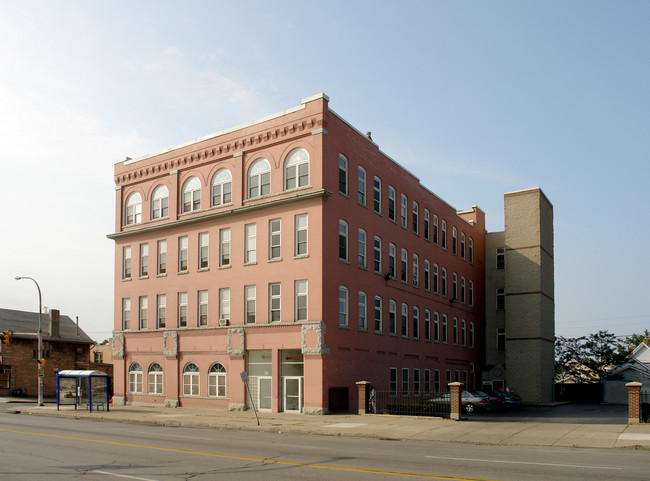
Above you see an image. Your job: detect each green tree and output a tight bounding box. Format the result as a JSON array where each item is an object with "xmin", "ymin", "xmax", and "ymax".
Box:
[{"xmin": 615, "ymin": 329, "xmax": 650, "ymax": 358}]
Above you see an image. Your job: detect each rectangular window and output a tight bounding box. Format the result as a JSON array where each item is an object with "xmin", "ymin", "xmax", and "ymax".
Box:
[
  {"xmin": 433, "ymin": 264, "xmax": 439, "ymax": 294},
  {"xmin": 139, "ymin": 244, "xmax": 148, "ymax": 277},
  {"xmin": 461, "ymin": 277, "xmax": 466, "ymax": 303},
  {"xmin": 389, "ymin": 367, "xmax": 397, "ymax": 397},
  {"xmin": 400, "ymin": 194, "xmax": 407, "ymax": 228},
  {"xmin": 424, "ymin": 260, "xmax": 430, "ymax": 291},
  {"xmin": 424, "ymin": 310, "xmax": 431, "ymax": 341},
  {"xmin": 123, "ymin": 246, "xmax": 131, "ymax": 279},
  {"xmin": 358, "ymin": 167, "xmax": 366, "ymax": 205},
  {"xmin": 157, "ymin": 240, "xmax": 167, "ymax": 275},
  {"xmin": 338, "ymin": 220, "xmax": 348, "ymax": 261},
  {"xmin": 373, "ymin": 237, "xmax": 382, "ymax": 273},
  {"xmin": 358, "ymin": 229, "xmax": 367, "ymax": 268},
  {"xmin": 358, "ymin": 291, "xmax": 367, "ymax": 330},
  {"xmin": 245, "ymin": 223, "xmax": 257, "ymax": 264},
  {"xmin": 412, "ymin": 254, "xmax": 419, "ymax": 287},
  {"xmin": 413, "ymin": 306, "xmax": 420, "ymax": 339},
  {"xmin": 198, "ymin": 232, "xmax": 209, "ymax": 269},
  {"xmin": 497, "ymin": 288, "xmax": 505, "ymax": 310},
  {"xmin": 441, "ymin": 220, "xmax": 447, "ymax": 249},
  {"xmin": 453, "ymin": 317, "xmax": 458, "ymax": 345},
  {"xmin": 220, "ymin": 228, "xmax": 230, "ymax": 267},
  {"xmin": 434, "ymin": 312, "xmax": 440, "ymax": 342},
  {"xmin": 434, "ymin": 369, "xmax": 441, "ymax": 393},
  {"xmin": 470, "ymin": 322, "xmax": 475, "ymax": 349},
  {"xmin": 388, "ymin": 243, "xmax": 396, "ymax": 278},
  {"xmin": 139, "ymin": 296, "xmax": 147, "ymax": 329},
  {"xmin": 295, "ymin": 214, "xmax": 308, "ymax": 256},
  {"xmin": 122, "ymin": 298, "xmax": 130, "ymax": 330},
  {"xmin": 452, "ymin": 227, "xmax": 458, "ymax": 255},
  {"xmin": 269, "ymin": 219, "xmax": 281, "ymax": 260},
  {"xmin": 462, "ymin": 319, "xmax": 467, "ymax": 346},
  {"xmin": 496, "ymin": 248, "xmax": 505, "ymax": 269},
  {"xmin": 338, "ymin": 154, "xmax": 348, "ymax": 195},
  {"xmin": 433, "ymin": 215, "xmax": 439, "ymax": 245},
  {"xmin": 402, "ymin": 368, "xmax": 409, "ymax": 395},
  {"xmin": 461, "ymin": 233, "xmax": 466, "ymax": 259},
  {"xmin": 446, "ymin": 370, "xmax": 452, "ymax": 389},
  {"xmin": 178, "ymin": 236, "xmax": 188, "ymax": 272},
  {"xmin": 412, "ymin": 201, "xmax": 419, "ymax": 234},
  {"xmin": 497, "ymin": 327, "xmax": 506, "ymax": 350},
  {"xmin": 295, "ymin": 280, "xmax": 308, "ymax": 321},
  {"xmin": 469, "ymin": 238, "xmax": 474, "ymax": 263},
  {"xmin": 413, "ymin": 368, "xmax": 420, "ymax": 396},
  {"xmin": 452, "ymin": 273, "xmax": 458, "ymax": 300},
  {"xmin": 442, "ymin": 268, "xmax": 447, "ymax": 297},
  {"xmin": 374, "ymin": 296, "xmax": 382, "ymax": 332},
  {"xmin": 245, "ymin": 285, "xmax": 256, "ymax": 324},
  {"xmin": 388, "ymin": 186, "xmax": 396, "ymax": 221},
  {"xmin": 219, "ymin": 288, "xmax": 230, "ymax": 323},
  {"xmin": 389, "ymin": 300, "xmax": 396, "ymax": 335},
  {"xmin": 442, "ymin": 315, "xmax": 448, "ymax": 343},
  {"xmin": 401, "ymin": 303, "xmax": 408, "ymax": 337},
  {"xmin": 157, "ymin": 294, "xmax": 166, "ymax": 328},
  {"xmin": 178, "ymin": 292, "xmax": 188, "ymax": 327},
  {"xmin": 400, "ymin": 249, "xmax": 408, "ymax": 282},
  {"xmin": 424, "ymin": 209, "xmax": 430, "ymax": 241},
  {"xmin": 373, "ymin": 177, "xmax": 381, "ymax": 214},
  {"xmin": 198, "ymin": 290, "xmax": 208, "ymax": 326},
  {"xmin": 269, "ymin": 283, "xmax": 281, "ymax": 322},
  {"xmin": 424, "ymin": 369, "xmax": 431, "ymax": 394},
  {"xmin": 338, "ymin": 286, "xmax": 348, "ymax": 327}
]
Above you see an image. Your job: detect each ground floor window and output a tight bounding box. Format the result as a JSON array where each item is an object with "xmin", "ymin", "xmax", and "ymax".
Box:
[
  {"xmin": 183, "ymin": 363, "xmax": 200, "ymax": 396},
  {"xmin": 0, "ymin": 366, "xmax": 10, "ymax": 389},
  {"xmin": 148, "ymin": 363, "xmax": 163, "ymax": 394},
  {"xmin": 208, "ymin": 363, "xmax": 227, "ymax": 397},
  {"xmin": 129, "ymin": 363, "xmax": 143, "ymax": 393}
]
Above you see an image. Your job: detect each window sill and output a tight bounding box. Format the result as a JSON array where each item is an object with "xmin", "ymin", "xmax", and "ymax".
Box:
[
  {"xmin": 243, "ymin": 261, "xmax": 258, "ymax": 266},
  {"xmin": 197, "ymin": 268, "xmax": 210, "ymax": 273},
  {"xmin": 177, "ymin": 270, "xmax": 189, "ymax": 275},
  {"xmin": 268, "ymin": 257, "xmax": 283, "ymax": 263},
  {"xmin": 338, "ymin": 325, "xmax": 351, "ymax": 330},
  {"xmin": 139, "ymin": 275, "xmax": 149, "ymax": 280},
  {"xmin": 219, "ymin": 265, "xmax": 232, "ymax": 270},
  {"xmin": 358, "ymin": 265, "xmax": 368, "ymax": 271},
  {"xmin": 122, "ymin": 277, "xmax": 132, "ymax": 282},
  {"xmin": 294, "ymin": 254, "xmax": 309, "ymax": 260},
  {"xmin": 374, "ymin": 331, "xmax": 384, "ymax": 335},
  {"xmin": 156, "ymin": 273, "xmax": 167, "ymax": 278},
  {"xmin": 339, "ymin": 258, "xmax": 350, "ymax": 264}
]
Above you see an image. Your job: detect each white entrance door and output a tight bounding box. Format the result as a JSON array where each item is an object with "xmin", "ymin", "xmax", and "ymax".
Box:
[
  {"xmin": 258, "ymin": 377, "xmax": 272, "ymax": 410},
  {"xmin": 283, "ymin": 376, "xmax": 303, "ymax": 412}
]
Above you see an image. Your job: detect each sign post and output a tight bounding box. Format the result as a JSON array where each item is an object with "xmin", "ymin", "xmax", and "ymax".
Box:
[{"xmin": 240, "ymin": 371, "xmax": 259, "ymax": 426}]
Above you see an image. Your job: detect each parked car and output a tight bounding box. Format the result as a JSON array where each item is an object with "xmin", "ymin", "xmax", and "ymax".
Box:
[
  {"xmin": 427, "ymin": 390, "xmax": 492, "ymax": 413},
  {"xmin": 482, "ymin": 389, "xmax": 522, "ymax": 409}
]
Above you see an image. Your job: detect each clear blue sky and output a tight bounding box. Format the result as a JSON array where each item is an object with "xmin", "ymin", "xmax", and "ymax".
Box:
[{"xmin": 1, "ymin": 1, "xmax": 648, "ymax": 342}]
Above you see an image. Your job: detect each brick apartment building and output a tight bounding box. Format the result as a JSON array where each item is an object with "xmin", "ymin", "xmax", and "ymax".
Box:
[
  {"xmin": 109, "ymin": 93, "xmax": 554, "ymax": 412},
  {"xmin": 0, "ymin": 308, "xmax": 95, "ymax": 397}
]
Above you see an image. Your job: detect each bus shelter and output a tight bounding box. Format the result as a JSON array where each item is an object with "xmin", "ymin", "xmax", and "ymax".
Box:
[{"xmin": 56, "ymin": 370, "xmax": 110, "ymax": 412}]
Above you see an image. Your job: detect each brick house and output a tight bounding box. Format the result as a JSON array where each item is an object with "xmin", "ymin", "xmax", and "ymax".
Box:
[
  {"xmin": 109, "ymin": 93, "xmax": 554, "ymax": 412},
  {"xmin": 0, "ymin": 308, "xmax": 95, "ymax": 398}
]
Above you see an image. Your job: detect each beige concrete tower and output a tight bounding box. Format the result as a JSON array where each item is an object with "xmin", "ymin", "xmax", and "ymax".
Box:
[{"xmin": 484, "ymin": 188, "xmax": 555, "ymax": 403}]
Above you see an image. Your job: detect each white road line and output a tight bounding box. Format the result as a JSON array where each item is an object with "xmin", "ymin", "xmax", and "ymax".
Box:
[
  {"xmin": 92, "ymin": 470, "xmax": 162, "ymax": 481},
  {"xmin": 125, "ymin": 430, "xmax": 212, "ymax": 440},
  {"xmin": 424, "ymin": 456, "xmax": 622, "ymax": 470}
]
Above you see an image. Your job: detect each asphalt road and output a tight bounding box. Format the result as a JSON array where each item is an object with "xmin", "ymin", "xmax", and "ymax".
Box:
[{"xmin": 0, "ymin": 411, "xmax": 647, "ymax": 481}]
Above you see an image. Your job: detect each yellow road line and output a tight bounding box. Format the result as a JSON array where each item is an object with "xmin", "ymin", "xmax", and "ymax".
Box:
[{"xmin": 0, "ymin": 427, "xmax": 501, "ymax": 481}]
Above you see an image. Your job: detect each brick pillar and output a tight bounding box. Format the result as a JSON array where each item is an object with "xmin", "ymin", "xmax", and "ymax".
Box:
[
  {"xmin": 356, "ymin": 381, "xmax": 370, "ymax": 414},
  {"xmin": 626, "ymin": 382, "xmax": 642, "ymax": 424},
  {"xmin": 449, "ymin": 382, "xmax": 463, "ymax": 421}
]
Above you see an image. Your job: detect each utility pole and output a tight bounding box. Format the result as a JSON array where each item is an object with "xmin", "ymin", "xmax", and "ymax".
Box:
[{"xmin": 15, "ymin": 276, "xmax": 44, "ymax": 406}]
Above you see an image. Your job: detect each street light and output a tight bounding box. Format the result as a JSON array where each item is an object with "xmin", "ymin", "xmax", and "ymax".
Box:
[{"xmin": 15, "ymin": 276, "xmax": 44, "ymax": 406}]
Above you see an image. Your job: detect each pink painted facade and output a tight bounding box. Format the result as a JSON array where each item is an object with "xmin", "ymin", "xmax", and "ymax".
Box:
[{"xmin": 109, "ymin": 94, "xmax": 485, "ymax": 414}]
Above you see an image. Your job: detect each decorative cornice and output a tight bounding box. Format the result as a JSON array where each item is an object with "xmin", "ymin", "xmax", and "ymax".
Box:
[
  {"xmin": 114, "ymin": 117, "xmax": 325, "ymax": 186},
  {"xmin": 108, "ymin": 189, "xmax": 331, "ymax": 240}
]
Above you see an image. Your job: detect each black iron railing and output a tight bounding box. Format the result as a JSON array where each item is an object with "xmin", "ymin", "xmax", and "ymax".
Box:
[
  {"xmin": 641, "ymin": 391, "xmax": 649, "ymax": 423},
  {"xmin": 368, "ymin": 389, "xmax": 450, "ymax": 418}
]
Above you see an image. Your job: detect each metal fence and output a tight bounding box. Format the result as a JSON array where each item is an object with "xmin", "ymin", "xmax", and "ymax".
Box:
[
  {"xmin": 641, "ymin": 391, "xmax": 649, "ymax": 423},
  {"xmin": 368, "ymin": 389, "xmax": 451, "ymax": 418}
]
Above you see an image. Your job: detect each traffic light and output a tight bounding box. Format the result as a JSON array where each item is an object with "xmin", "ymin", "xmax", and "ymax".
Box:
[
  {"xmin": 37, "ymin": 358, "xmax": 45, "ymax": 367},
  {"xmin": 1, "ymin": 330, "xmax": 11, "ymax": 345}
]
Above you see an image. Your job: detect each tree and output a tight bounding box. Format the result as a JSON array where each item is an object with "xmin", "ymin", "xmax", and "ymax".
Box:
[
  {"xmin": 615, "ymin": 329, "xmax": 650, "ymax": 358},
  {"xmin": 554, "ymin": 335, "xmax": 585, "ymax": 383},
  {"xmin": 581, "ymin": 330, "xmax": 624, "ymax": 382},
  {"xmin": 555, "ymin": 330, "xmax": 626, "ymax": 383}
]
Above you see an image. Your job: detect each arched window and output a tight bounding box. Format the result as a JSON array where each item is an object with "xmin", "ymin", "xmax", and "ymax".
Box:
[
  {"xmin": 182, "ymin": 363, "xmax": 200, "ymax": 396},
  {"xmin": 248, "ymin": 159, "xmax": 271, "ymax": 198},
  {"xmin": 181, "ymin": 177, "xmax": 201, "ymax": 213},
  {"xmin": 125, "ymin": 193, "xmax": 142, "ymax": 225},
  {"xmin": 208, "ymin": 363, "xmax": 227, "ymax": 397},
  {"xmin": 148, "ymin": 363, "xmax": 163, "ymax": 394},
  {"xmin": 284, "ymin": 148, "xmax": 309, "ymax": 190},
  {"xmin": 211, "ymin": 169, "xmax": 232, "ymax": 206},
  {"xmin": 128, "ymin": 362, "xmax": 143, "ymax": 393},
  {"xmin": 151, "ymin": 185, "xmax": 169, "ymax": 219}
]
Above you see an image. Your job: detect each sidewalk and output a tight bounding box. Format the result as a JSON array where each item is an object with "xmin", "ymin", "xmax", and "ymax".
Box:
[{"xmin": 3, "ymin": 398, "xmax": 650, "ymax": 450}]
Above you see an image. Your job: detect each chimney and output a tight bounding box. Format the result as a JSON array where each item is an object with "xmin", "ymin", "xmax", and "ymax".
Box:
[
  {"xmin": 643, "ymin": 336, "xmax": 648, "ymax": 346},
  {"xmin": 49, "ymin": 309, "xmax": 60, "ymax": 337}
]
